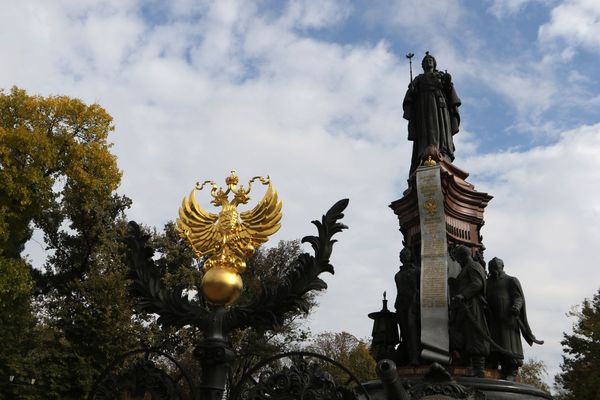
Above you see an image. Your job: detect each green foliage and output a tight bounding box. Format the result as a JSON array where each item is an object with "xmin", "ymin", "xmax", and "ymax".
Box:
[
  {"xmin": 153, "ymin": 222, "xmax": 202, "ymax": 288},
  {"xmin": 244, "ymin": 239, "xmax": 303, "ymax": 291},
  {"xmin": 307, "ymin": 331, "xmax": 377, "ymax": 384},
  {"xmin": 0, "ymin": 257, "xmax": 37, "ymax": 399},
  {"xmin": 554, "ymin": 289, "xmax": 600, "ymax": 400},
  {"xmin": 0, "ymin": 87, "xmax": 144, "ymax": 399},
  {"xmin": 0, "ymin": 86, "xmax": 123, "ymax": 261},
  {"xmin": 517, "ymin": 359, "xmax": 550, "ymax": 393},
  {"xmin": 0, "ymin": 258, "xmax": 32, "ymax": 309}
]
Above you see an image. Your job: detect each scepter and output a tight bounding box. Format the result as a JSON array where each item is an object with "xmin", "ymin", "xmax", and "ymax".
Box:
[{"xmin": 406, "ymin": 52, "xmax": 415, "ymax": 82}]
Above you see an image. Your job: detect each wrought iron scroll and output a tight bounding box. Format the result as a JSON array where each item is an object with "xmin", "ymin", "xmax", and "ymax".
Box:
[
  {"xmin": 88, "ymin": 348, "xmax": 196, "ymax": 400},
  {"xmin": 223, "ymin": 199, "xmax": 349, "ymax": 332},
  {"xmin": 231, "ymin": 351, "xmax": 370, "ymax": 400},
  {"xmin": 124, "ymin": 222, "xmax": 211, "ymax": 329}
]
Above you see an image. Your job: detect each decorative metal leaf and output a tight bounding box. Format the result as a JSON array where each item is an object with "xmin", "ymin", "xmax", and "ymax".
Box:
[
  {"xmin": 224, "ymin": 199, "xmax": 349, "ymax": 332},
  {"xmin": 124, "ymin": 221, "xmax": 209, "ymax": 329}
]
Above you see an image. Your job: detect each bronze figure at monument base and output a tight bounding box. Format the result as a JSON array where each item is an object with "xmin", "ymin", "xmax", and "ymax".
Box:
[
  {"xmin": 368, "ymin": 360, "xmax": 552, "ymax": 400},
  {"xmin": 394, "ymin": 247, "xmax": 421, "ymax": 366},
  {"xmin": 486, "ymin": 258, "xmax": 544, "ymax": 380}
]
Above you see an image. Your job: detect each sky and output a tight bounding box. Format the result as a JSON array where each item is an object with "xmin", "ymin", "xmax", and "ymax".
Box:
[{"xmin": 2, "ymin": 0, "xmax": 600, "ymax": 387}]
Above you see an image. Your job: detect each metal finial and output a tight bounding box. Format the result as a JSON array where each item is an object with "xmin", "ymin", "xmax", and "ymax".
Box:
[{"xmin": 406, "ymin": 52, "xmax": 415, "ymax": 82}]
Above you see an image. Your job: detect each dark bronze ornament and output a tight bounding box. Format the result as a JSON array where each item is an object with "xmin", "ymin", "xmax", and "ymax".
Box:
[
  {"xmin": 233, "ymin": 351, "xmax": 368, "ymax": 400},
  {"xmin": 369, "ymin": 293, "xmax": 400, "ymax": 362},
  {"xmin": 125, "ymin": 198, "xmax": 349, "ymax": 332},
  {"xmin": 377, "ymin": 360, "xmax": 486, "ymax": 400},
  {"xmin": 89, "ymin": 348, "xmax": 196, "ymax": 400},
  {"xmin": 408, "ymin": 363, "xmax": 485, "ymax": 400}
]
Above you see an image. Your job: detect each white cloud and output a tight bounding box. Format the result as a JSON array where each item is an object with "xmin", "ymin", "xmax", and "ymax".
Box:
[
  {"xmin": 473, "ymin": 59, "xmax": 557, "ymax": 124},
  {"xmin": 282, "ymin": 0, "xmax": 353, "ymax": 29},
  {"xmin": 453, "ymin": 127, "xmax": 480, "ymax": 157},
  {"xmin": 487, "ymin": 0, "xmax": 552, "ymax": 17},
  {"xmin": 375, "ymin": 0, "xmax": 463, "ymax": 35},
  {"xmin": 539, "ymin": 0, "xmax": 600, "ymax": 53}
]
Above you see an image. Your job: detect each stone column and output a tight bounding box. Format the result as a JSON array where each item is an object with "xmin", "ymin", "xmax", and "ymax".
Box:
[{"xmin": 416, "ymin": 164, "xmax": 450, "ymax": 364}]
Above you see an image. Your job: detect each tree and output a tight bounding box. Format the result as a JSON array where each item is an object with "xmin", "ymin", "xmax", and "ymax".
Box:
[
  {"xmin": 0, "ymin": 87, "xmax": 124, "ymax": 262},
  {"xmin": 0, "ymin": 87, "xmax": 144, "ymax": 399},
  {"xmin": 0, "ymin": 258, "xmax": 37, "ymax": 399},
  {"xmin": 517, "ymin": 359, "xmax": 550, "ymax": 393},
  {"xmin": 307, "ymin": 331, "xmax": 377, "ymax": 384},
  {"xmin": 554, "ymin": 289, "xmax": 600, "ymax": 400}
]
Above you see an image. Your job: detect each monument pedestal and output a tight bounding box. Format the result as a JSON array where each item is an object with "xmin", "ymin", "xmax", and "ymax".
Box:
[
  {"xmin": 364, "ymin": 375, "xmax": 553, "ymax": 400},
  {"xmin": 390, "ymin": 159, "xmax": 493, "ymax": 261},
  {"xmin": 367, "ymin": 358, "xmax": 552, "ymax": 399}
]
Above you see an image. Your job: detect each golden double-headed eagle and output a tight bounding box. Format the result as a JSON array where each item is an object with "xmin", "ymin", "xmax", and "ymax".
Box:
[{"xmin": 176, "ymin": 171, "xmax": 282, "ymax": 305}]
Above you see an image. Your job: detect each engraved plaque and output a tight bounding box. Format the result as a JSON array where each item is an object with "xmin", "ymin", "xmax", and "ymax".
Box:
[{"xmin": 416, "ymin": 165, "xmax": 450, "ymax": 364}]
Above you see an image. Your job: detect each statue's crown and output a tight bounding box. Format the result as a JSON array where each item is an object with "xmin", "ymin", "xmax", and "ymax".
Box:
[{"xmin": 225, "ymin": 170, "xmax": 239, "ymax": 186}]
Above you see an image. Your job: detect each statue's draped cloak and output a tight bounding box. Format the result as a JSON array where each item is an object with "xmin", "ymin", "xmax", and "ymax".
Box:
[
  {"xmin": 487, "ymin": 274, "xmax": 537, "ymax": 363},
  {"xmin": 403, "ymin": 71, "xmax": 461, "ymax": 172},
  {"xmin": 394, "ymin": 265, "xmax": 421, "ymax": 364},
  {"xmin": 450, "ymin": 261, "xmax": 490, "ymax": 357}
]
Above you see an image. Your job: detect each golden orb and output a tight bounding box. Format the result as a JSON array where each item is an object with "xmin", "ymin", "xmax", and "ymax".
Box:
[{"xmin": 201, "ymin": 268, "xmax": 243, "ymax": 305}]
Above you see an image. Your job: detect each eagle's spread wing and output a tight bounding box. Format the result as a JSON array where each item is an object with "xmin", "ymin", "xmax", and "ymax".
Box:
[
  {"xmin": 176, "ymin": 188, "xmax": 220, "ymax": 256},
  {"xmin": 239, "ymin": 182, "xmax": 282, "ymax": 248}
]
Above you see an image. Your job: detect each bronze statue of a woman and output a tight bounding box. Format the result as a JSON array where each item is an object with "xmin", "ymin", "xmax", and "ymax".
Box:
[{"xmin": 403, "ymin": 52, "xmax": 461, "ymax": 173}]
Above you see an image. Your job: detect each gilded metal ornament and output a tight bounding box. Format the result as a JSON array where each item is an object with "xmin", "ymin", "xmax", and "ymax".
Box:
[
  {"xmin": 424, "ymin": 197, "xmax": 438, "ymax": 216},
  {"xmin": 423, "ymin": 155, "xmax": 437, "ymax": 167},
  {"xmin": 176, "ymin": 171, "xmax": 282, "ymax": 305}
]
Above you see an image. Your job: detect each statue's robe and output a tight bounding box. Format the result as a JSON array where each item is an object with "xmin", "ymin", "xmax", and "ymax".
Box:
[
  {"xmin": 403, "ymin": 71, "xmax": 461, "ymax": 173},
  {"xmin": 450, "ymin": 260, "xmax": 490, "ymax": 357},
  {"xmin": 486, "ymin": 273, "xmax": 538, "ymax": 366},
  {"xmin": 394, "ymin": 265, "xmax": 420, "ymax": 365}
]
